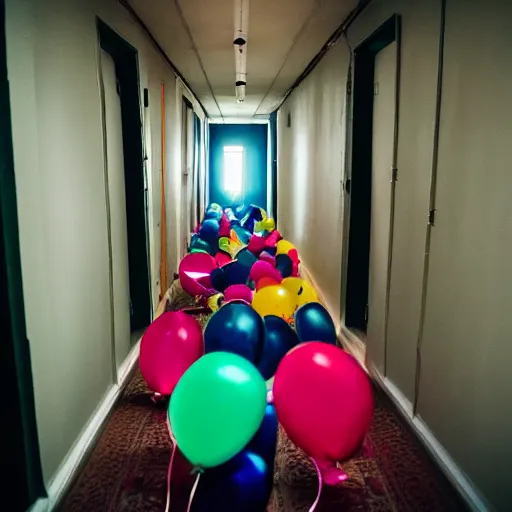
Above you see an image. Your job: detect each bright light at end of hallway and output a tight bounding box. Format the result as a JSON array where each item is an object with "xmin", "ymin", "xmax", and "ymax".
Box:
[{"xmin": 223, "ymin": 145, "xmax": 244, "ymax": 194}]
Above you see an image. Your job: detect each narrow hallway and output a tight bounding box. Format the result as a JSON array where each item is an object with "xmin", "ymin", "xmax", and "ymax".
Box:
[{"xmin": 3, "ymin": 0, "xmax": 511, "ymax": 511}]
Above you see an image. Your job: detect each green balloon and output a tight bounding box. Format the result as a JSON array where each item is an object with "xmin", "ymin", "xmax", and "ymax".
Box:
[{"xmin": 169, "ymin": 352, "xmax": 267, "ymax": 469}]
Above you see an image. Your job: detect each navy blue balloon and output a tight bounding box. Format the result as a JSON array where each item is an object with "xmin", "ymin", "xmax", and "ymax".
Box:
[
  {"xmin": 265, "ymin": 246, "xmax": 277, "ymax": 257},
  {"xmin": 246, "ymin": 404, "xmax": 278, "ymax": 470},
  {"xmin": 204, "ymin": 302, "xmax": 265, "ymax": 365},
  {"xmin": 258, "ymin": 316, "xmax": 299, "ymax": 380},
  {"xmin": 191, "ymin": 451, "xmax": 271, "ymax": 512},
  {"xmin": 224, "ymin": 260, "xmax": 251, "ymax": 287},
  {"xmin": 199, "ymin": 218, "xmax": 220, "ymax": 246},
  {"xmin": 210, "ymin": 267, "xmax": 228, "ymax": 292},
  {"xmin": 275, "ymin": 253, "xmax": 293, "ymax": 278},
  {"xmin": 294, "ymin": 302, "xmax": 337, "ymax": 344}
]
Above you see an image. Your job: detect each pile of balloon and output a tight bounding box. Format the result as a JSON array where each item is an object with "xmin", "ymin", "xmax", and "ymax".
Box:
[{"xmin": 139, "ymin": 203, "xmax": 374, "ymax": 512}]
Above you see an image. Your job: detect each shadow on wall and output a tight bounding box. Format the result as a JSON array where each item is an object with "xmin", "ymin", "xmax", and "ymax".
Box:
[{"xmin": 209, "ymin": 124, "xmax": 268, "ymax": 210}]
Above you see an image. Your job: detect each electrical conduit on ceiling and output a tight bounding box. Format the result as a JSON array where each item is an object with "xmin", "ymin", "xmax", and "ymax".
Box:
[{"xmin": 234, "ymin": 0, "xmax": 249, "ymax": 104}]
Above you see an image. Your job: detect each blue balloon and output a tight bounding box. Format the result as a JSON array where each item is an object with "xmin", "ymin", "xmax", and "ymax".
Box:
[
  {"xmin": 192, "ymin": 451, "xmax": 272, "ymax": 512},
  {"xmin": 258, "ymin": 316, "xmax": 300, "ymax": 380},
  {"xmin": 246, "ymin": 404, "xmax": 278, "ymax": 470},
  {"xmin": 275, "ymin": 253, "xmax": 293, "ymax": 278},
  {"xmin": 199, "ymin": 218, "xmax": 220, "ymax": 245},
  {"xmin": 204, "ymin": 203, "xmax": 223, "ymax": 221},
  {"xmin": 233, "ymin": 224, "xmax": 252, "ymax": 245},
  {"xmin": 294, "ymin": 302, "xmax": 337, "ymax": 344},
  {"xmin": 224, "ymin": 207, "xmax": 239, "ymax": 225},
  {"xmin": 204, "ymin": 302, "xmax": 265, "ymax": 365}
]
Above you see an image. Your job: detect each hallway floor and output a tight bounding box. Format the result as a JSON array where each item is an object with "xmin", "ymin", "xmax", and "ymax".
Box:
[{"xmin": 58, "ymin": 283, "xmax": 467, "ymax": 512}]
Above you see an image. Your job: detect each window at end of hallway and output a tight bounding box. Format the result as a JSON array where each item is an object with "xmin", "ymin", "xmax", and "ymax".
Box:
[{"xmin": 223, "ymin": 145, "xmax": 244, "ymax": 195}]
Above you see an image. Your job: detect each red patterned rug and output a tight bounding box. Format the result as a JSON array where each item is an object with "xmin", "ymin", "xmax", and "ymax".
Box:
[{"xmin": 58, "ymin": 367, "xmax": 467, "ymax": 512}]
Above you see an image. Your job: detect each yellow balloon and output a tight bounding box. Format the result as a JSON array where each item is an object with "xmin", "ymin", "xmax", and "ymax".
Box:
[
  {"xmin": 276, "ymin": 239, "xmax": 296, "ymax": 256},
  {"xmin": 252, "ymin": 285, "xmax": 296, "ymax": 320},
  {"xmin": 281, "ymin": 277, "xmax": 319, "ymax": 307}
]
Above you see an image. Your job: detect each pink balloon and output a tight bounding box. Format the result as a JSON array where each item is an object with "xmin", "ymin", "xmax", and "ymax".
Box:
[
  {"xmin": 219, "ymin": 213, "xmax": 231, "ymax": 238},
  {"xmin": 273, "ymin": 342, "xmax": 373, "ymax": 469},
  {"xmin": 248, "ymin": 234, "xmax": 266, "ymax": 255},
  {"xmin": 224, "ymin": 284, "xmax": 253, "ymax": 304},
  {"xmin": 249, "ymin": 260, "xmax": 283, "ymax": 284},
  {"xmin": 179, "ymin": 252, "xmax": 217, "ymax": 297},
  {"xmin": 139, "ymin": 311, "xmax": 204, "ymax": 395},
  {"xmin": 259, "ymin": 251, "xmax": 276, "ymax": 266}
]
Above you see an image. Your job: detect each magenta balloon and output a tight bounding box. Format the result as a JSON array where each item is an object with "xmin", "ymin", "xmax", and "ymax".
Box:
[
  {"xmin": 139, "ymin": 311, "xmax": 204, "ymax": 395},
  {"xmin": 224, "ymin": 284, "xmax": 254, "ymax": 304},
  {"xmin": 179, "ymin": 252, "xmax": 217, "ymax": 296},
  {"xmin": 249, "ymin": 260, "xmax": 283, "ymax": 284},
  {"xmin": 273, "ymin": 342, "xmax": 373, "ymax": 466}
]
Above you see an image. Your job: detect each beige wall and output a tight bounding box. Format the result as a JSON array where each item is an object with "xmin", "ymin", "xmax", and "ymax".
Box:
[
  {"xmin": 277, "ymin": 0, "xmax": 511, "ymax": 509},
  {"xmin": 277, "ymin": 42, "xmax": 350, "ymax": 322},
  {"xmin": 5, "ymin": 0, "xmax": 204, "ymax": 485}
]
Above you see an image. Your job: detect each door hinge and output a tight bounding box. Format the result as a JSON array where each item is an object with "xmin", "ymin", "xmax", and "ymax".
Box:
[
  {"xmin": 428, "ymin": 209, "xmax": 436, "ymax": 226},
  {"xmin": 347, "ymin": 79, "xmax": 352, "ymax": 96},
  {"xmin": 364, "ymin": 304, "xmax": 369, "ymax": 324},
  {"xmin": 374, "ymin": 82, "xmax": 379, "ymax": 96},
  {"xmin": 345, "ymin": 178, "xmax": 351, "ymax": 194},
  {"xmin": 129, "ymin": 300, "xmax": 134, "ymax": 318},
  {"xmin": 391, "ymin": 167, "xmax": 398, "ymax": 182},
  {"xmin": 143, "ymin": 88, "xmax": 149, "ymax": 108}
]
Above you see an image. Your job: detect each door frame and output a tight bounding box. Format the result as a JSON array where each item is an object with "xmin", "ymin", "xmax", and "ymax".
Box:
[
  {"xmin": 97, "ymin": 19, "xmax": 152, "ymax": 335},
  {"xmin": 0, "ymin": 0, "xmax": 46, "ymax": 508},
  {"xmin": 180, "ymin": 96, "xmax": 194, "ymax": 257},
  {"xmin": 342, "ymin": 14, "xmax": 401, "ymax": 374}
]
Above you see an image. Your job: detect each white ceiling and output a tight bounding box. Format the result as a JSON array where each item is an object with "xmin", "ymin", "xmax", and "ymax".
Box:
[{"xmin": 126, "ymin": 0, "xmax": 358, "ymax": 119}]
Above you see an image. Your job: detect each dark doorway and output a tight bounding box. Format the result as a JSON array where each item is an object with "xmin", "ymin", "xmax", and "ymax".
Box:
[
  {"xmin": 209, "ymin": 124, "xmax": 268, "ymax": 210},
  {"xmin": 269, "ymin": 112, "xmax": 278, "ymax": 220},
  {"xmin": 0, "ymin": 0, "xmax": 46, "ymax": 509},
  {"xmin": 344, "ymin": 15, "xmax": 400, "ymax": 333},
  {"xmin": 97, "ymin": 19, "xmax": 151, "ymax": 333},
  {"xmin": 193, "ymin": 113, "xmax": 202, "ymax": 226}
]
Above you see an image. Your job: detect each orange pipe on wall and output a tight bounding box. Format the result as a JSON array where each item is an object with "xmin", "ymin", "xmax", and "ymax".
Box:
[{"xmin": 160, "ymin": 82, "xmax": 168, "ymax": 299}]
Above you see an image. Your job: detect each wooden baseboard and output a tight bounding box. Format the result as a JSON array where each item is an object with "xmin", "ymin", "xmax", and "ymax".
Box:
[
  {"xmin": 30, "ymin": 339, "xmax": 141, "ymax": 512},
  {"xmin": 358, "ymin": 354, "xmax": 490, "ymax": 512}
]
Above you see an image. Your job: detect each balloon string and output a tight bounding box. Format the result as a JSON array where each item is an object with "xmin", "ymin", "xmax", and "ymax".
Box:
[
  {"xmin": 186, "ymin": 473, "xmax": 201, "ymax": 512},
  {"xmin": 308, "ymin": 458, "xmax": 323, "ymax": 512},
  {"xmin": 164, "ymin": 418, "xmax": 177, "ymax": 512}
]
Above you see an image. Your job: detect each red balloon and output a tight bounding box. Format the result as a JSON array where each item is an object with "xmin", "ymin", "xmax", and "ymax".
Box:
[
  {"xmin": 179, "ymin": 252, "xmax": 217, "ymax": 297},
  {"xmin": 140, "ymin": 311, "xmax": 204, "ymax": 395},
  {"xmin": 273, "ymin": 342, "xmax": 373, "ymax": 469},
  {"xmin": 215, "ymin": 251, "xmax": 232, "ymax": 267},
  {"xmin": 256, "ymin": 276, "xmax": 280, "ymax": 291}
]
